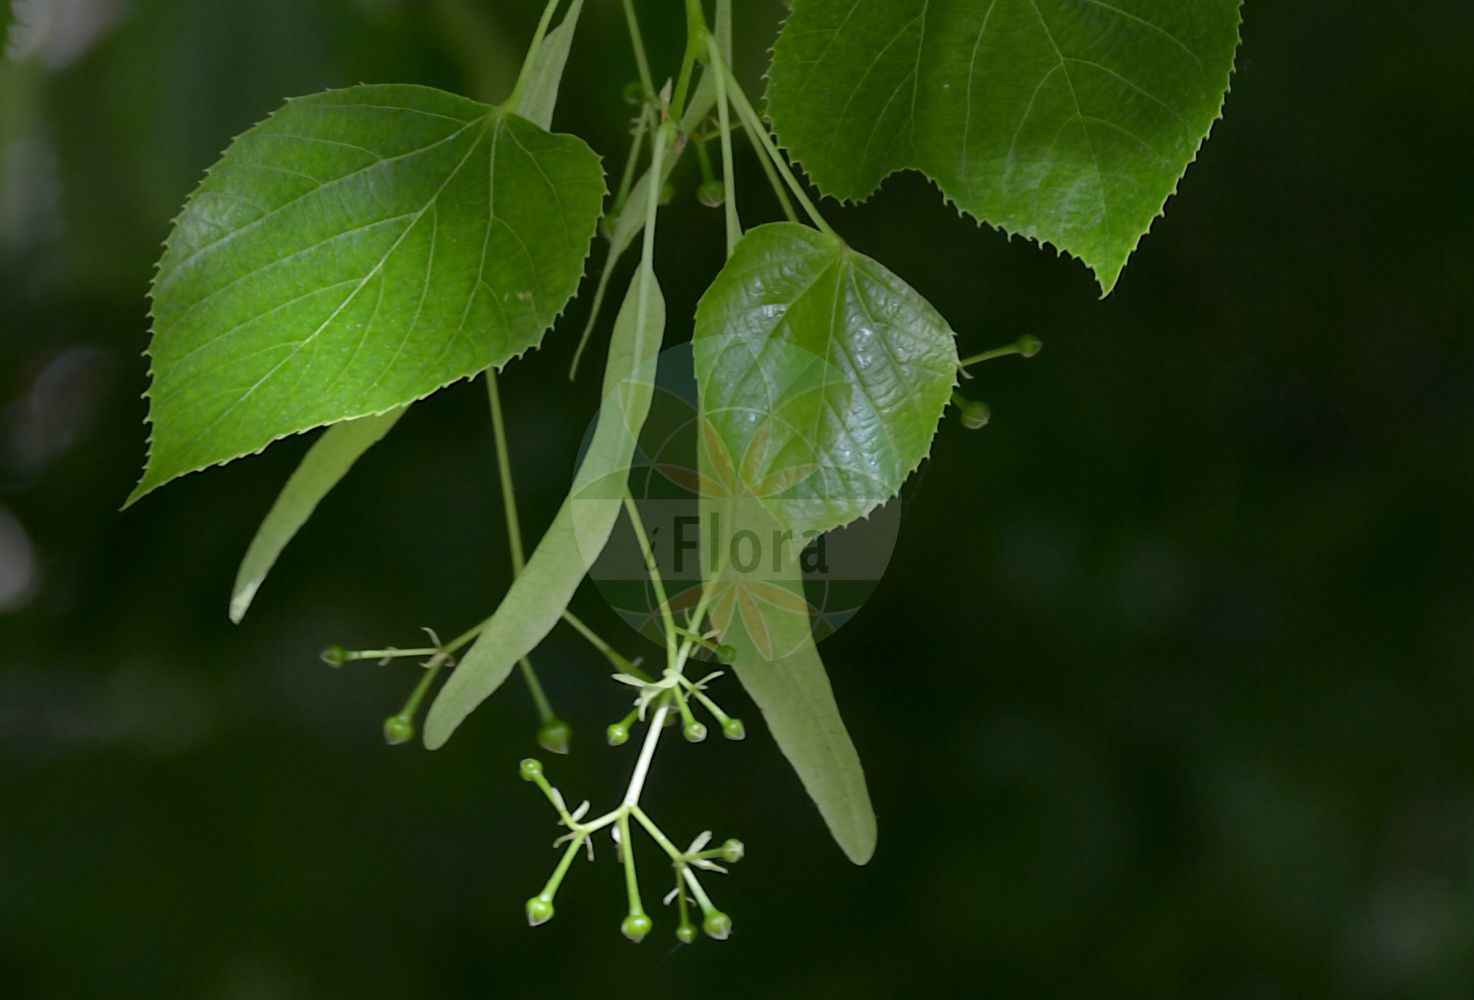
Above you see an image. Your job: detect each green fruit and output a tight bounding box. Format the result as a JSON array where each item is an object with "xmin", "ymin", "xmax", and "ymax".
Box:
[
  {"xmin": 697, "ymin": 179, "xmax": 726, "ymax": 208},
  {"xmin": 683, "ymin": 721, "xmax": 708, "ymax": 743},
  {"xmin": 382, "ymin": 715, "xmax": 414, "ymax": 745},
  {"xmin": 320, "ymin": 644, "xmax": 349, "ymax": 667},
  {"xmin": 959, "ymin": 400, "xmax": 991, "ymax": 430},
  {"xmin": 525, "ymin": 896, "xmax": 554, "ymax": 927},
  {"xmin": 518, "ymin": 758, "xmax": 544, "ymax": 782},
  {"xmin": 703, "ymin": 910, "xmax": 732, "ymax": 940},
  {"xmin": 621, "ymin": 913, "xmax": 653, "ymax": 943},
  {"xmin": 537, "ymin": 718, "xmax": 572, "ymax": 755},
  {"xmin": 606, "ymin": 723, "xmax": 630, "ymax": 747},
  {"xmin": 721, "ymin": 718, "xmax": 746, "ymax": 741}
]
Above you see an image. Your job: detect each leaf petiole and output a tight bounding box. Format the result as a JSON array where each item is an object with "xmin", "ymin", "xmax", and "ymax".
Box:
[
  {"xmin": 707, "ymin": 39, "xmax": 836, "ymax": 239},
  {"xmin": 707, "ymin": 32, "xmax": 741, "ymax": 257}
]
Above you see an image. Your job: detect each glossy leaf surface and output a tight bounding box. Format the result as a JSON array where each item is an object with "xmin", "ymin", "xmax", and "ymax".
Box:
[{"xmin": 694, "ymin": 222, "xmax": 957, "ymax": 536}]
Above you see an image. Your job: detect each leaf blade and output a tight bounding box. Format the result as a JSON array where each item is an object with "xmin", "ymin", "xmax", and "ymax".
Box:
[
  {"xmin": 766, "ymin": 0, "xmax": 1242, "ymax": 292},
  {"xmin": 693, "ymin": 222, "xmax": 957, "ymax": 537},
  {"xmin": 132, "ymin": 84, "xmax": 605, "ymax": 503}
]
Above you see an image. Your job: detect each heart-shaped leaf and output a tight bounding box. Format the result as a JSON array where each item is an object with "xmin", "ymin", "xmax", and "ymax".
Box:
[
  {"xmin": 131, "ymin": 83, "xmax": 605, "ymax": 503},
  {"xmin": 766, "ymin": 0, "xmax": 1242, "ymax": 292},
  {"xmin": 693, "ymin": 222, "xmax": 957, "ymax": 537}
]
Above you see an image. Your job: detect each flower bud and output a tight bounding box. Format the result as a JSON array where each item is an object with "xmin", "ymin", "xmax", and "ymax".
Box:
[
  {"xmin": 382, "ymin": 715, "xmax": 414, "ymax": 745},
  {"xmin": 320, "ymin": 644, "xmax": 349, "ymax": 667},
  {"xmin": 697, "ymin": 179, "xmax": 726, "ymax": 208},
  {"xmin": 959, "ymin": 399, "xmax": 991, "ymax": 430},
  {"xmin": 703, "ymin": 910, "xmax": 732, "ymax": 940},
  {"xmin": 518, "ymin": 758, "xmax": 544, "ymax": 782},
  {"xmin": 683, "ymin": 720, "xmax": 708, "ymax": 743},
  {"xmin": 714, "ymin": 643, "xmax": 737, "ymax": 664},
  {"xmin": 525, "ymin": 895, "xmax": 554, "ymax": 926},
  {"xmin": 621, "ymin": 913, "xmax": 653, "ymax": 943},
  {"xmin": 1016, "ymin": 334, "xmax": 1043, "ymax": 358},
  {"xmin": 621, "ymin": 80, "xmax": 646, "ymax": 105},
  {"xmin": 658, "ymin": 180, "xmax": 676, "ymax": 206},
  {"xmin": 719, "ymin": 838, "xmax": 745, "ymax": 863},
  {"xmin": 606, "ymin": 723, "xmax": 630, "ymax": 747},
  {"xmin": 537, "ymin": 718, "xmax": 572, "ymax": 755},
  {"xmin": 676, "ymin": 922, "xmax": 697, "ymax": 945},
  {"xmin": 721, "ymin": 718, "xmax": 746, "ymax": 741}
]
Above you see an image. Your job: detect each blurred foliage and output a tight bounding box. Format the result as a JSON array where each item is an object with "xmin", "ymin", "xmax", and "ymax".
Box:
[{"xmin": 1, "ymin": 1, "xmax": 1472, "ymax": 997}]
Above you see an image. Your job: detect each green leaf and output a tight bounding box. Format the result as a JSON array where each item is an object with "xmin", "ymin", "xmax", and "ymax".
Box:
[
  {"xmin": 693, "ymin": 222, "xmax": 957, "ymax": 537},
  {"xmin": 229, "ymin": 407, "xmax": 404, "ymax": 624},
  {"xmin": 130, "ymin": 83, "xmax": 605, "ymax": 503},
  {"xmin": 699, "ymin": 460, "xmax": 876, "ymax": 864},
  {"xmin": 766, "ymin": 0, "xmax": 1242, "ymax": 292},
  {"xmin": 423, "ymin": 262, "xmax": 665, "ymax": 749},
  {"xmin": 515, "ymin": 0, "xmax": 585, "ymax": 130}
]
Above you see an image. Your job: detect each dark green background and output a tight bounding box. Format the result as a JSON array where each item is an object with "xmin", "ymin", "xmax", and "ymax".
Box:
[{"xmin": 2, "ymin": 2, "xmax": 1471, "ymax": 997}]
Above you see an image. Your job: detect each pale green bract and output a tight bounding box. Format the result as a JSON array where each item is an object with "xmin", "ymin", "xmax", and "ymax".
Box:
[
  {"xmin": 229, "ymin": 406, "xmax": 404, "ymax": 623},
  {"xmin": 698, "ymin": 412, "xmax": 877, "ymax": 863},
  {"xmin": 766, "ymin": 0, "xmax": 1242, "ymax": 293},
  {"xmin": 424, "ymin": 263, "xmax": 666, "ymax": 749},
  {"xmin": 694, "ymin": 223, "xmax": 957, "ymax": 537},
  {"xmin": 130, "ymin": 83, "xmax": 605, "ymax": 503},
  {"xmin": 516, "ymin": 0, "xmax": 585, "ymax": 131},
  {"xmin": 728, "ymin": 616, "xmax": 877, "ymax": 865}
]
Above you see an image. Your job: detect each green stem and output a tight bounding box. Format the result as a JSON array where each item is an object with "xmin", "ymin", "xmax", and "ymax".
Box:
[
  {"xmin": 611, "ymin": 105, "xmax": 652, "ymax": 216},
  {"xmin": 743, "ymin": 119, "xmax": 798, "ymax": 222},
  {"xmin": 486, "ymin": 372, "xmax": 526, "ymax": 574},
  {"xmin": 958, "ymin": 335, "xmax": 1043, "ymax": 368},
  {"xmin": 620, "ymin": 0, "xmax": 656, "ymax": 100},
  {"xmin": 568, "ymin": 240, "xmax": 623, "ymax": 380},
  {"xmin": 535, "ymin": 831, "xmax": 586, "ymax": 903},
  {"xmin": 709, "ymin": 43, "xmax": 835, "ymax": 238},
  {"xmin": 622, "ymin": 703, "xmax": 671, "ymax": 806},
  {"xmin": 681, "ymin": 678, "xmax": 735, "ymax": 727},
  {"xmin": 708, "ymin": 32, "xmax": 741, "ymax": 256},
  {"xmin": 342, "ymin": 646, "xmax": 440, "ymax": 662},
  {"xmin": 681, "ymin": 865, "xmax": 717, "ymax": 915},
  {"xmin": 629, "ymin": 804, "xmax": 685, "ymax": 863},
  {"xmin": 485, "ymin": 370, "xmax": 554, "ymax": 723},
  {"xmin": 624, "ymin": 494, "xmax": 677, "ymax": 666},
  {"xmin": 619, "ymin": 813, "xmax": 645, "ymax": 916},
  {"xmin": 671, "ymin": 0, "xmax": 708, "ymax": 121},
  {"xmin": 562, "ymin": 610, "xmax": 651, "ymax": 681},
  {"xmin": 397, "ymin": 653, "xmax": 449, "ymax": 723},
  {"xmin": 507, "ymin": 0, "xmax": 563, "ymax": 110}
]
